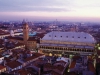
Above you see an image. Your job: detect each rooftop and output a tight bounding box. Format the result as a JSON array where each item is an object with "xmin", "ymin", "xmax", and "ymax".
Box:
[
  {"xmin": 6, "ymin": 60, "xmax": 22, "ymax": 69},
  {"xmin": 42, "ymin": 31, "xmax": 96, "ymax": 43},
  {"xmin": 88, "ymin": 62, "xmax": 95, "ymax": 73},
  {"xmin": 69, "ymin": 61, "xmax": 76, "ymax": 69},
  {"xmin": 0, "ymin": 65, "xmax": 6, "ymax": 70}
]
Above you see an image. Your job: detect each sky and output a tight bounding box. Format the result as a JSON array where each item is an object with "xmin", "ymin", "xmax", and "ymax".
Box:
[{"xmin": 0, "ymin": 0, "xmax": 100, "ymax": 22}]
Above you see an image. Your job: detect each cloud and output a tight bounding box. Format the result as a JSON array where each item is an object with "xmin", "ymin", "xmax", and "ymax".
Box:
[
  {"xmin": 0, "ymin": 0, "xmax": 71, "ymax": 12},
  {"xmin": 1, "ymin": 0, "xmax": 100, "ymax": 12},
  {"xmin": 0, "ymin": 0, "xmax": 100, "ymax": 20}
]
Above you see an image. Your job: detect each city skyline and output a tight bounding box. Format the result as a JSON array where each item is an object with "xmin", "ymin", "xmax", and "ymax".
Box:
[{"xmin": 0, "ymin": 0, "xmax": 100, "ymax": 22}]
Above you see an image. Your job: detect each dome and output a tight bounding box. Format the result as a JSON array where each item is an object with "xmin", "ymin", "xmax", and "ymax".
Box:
[{"xmin": 42, "ymin": 31, "xmax": 96, "ymax": 43}]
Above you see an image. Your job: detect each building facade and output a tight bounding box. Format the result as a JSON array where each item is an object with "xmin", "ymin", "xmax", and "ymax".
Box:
[{"xmin": 39, "ymin": 32, "xmax": 96, "ymax": 57}]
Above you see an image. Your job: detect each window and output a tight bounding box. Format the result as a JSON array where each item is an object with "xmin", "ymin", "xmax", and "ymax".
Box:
[
  {"xmin": 72, "ymin": 36, "xmax": 74, "ymax": 38},
  {"xmin": 49, "ymin": 35, "xmax": 51, "ymax": 37},
  {"xmin": 78, "ymin": 37, "xmax": 80, "ymax": 38},
  {"xmin": 61, "ymin": 36, "xmax": 62, "ymax": 37},
  {"xmin": 55, "ymin": 35, "xmax": 56, "ymax": 37},
  {"xmin": 66, "ymin": 36, "xmax": 68, "ymax": 38}
]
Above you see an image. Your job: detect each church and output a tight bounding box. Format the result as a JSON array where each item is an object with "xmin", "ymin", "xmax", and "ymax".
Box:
[{"xmin": 7, "ymin": 22, "xmax": 44, "ymax": 51}]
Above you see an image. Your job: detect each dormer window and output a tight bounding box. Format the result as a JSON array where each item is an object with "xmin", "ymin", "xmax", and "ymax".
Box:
[
  {"xmin": 84, "ymin": 37, "xmax": 86, "ymax": 39},
  {"xmin": 66, "ymin": 36, "xmax": 68, "ymax": 38},
  {"xmin": 78, "ymin": 37, "xmax": 80, "ymax": 38}
]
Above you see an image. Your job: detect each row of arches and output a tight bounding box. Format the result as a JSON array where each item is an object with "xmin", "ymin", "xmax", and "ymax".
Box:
[{"xmin": 40, "ymin": 46, "xmax": 94, "ymax": 52}]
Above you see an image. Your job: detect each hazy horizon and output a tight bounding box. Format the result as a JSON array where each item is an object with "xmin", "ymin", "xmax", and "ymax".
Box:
[{"xmin": 0, "ymin": 0, "xmax": 100, "ymax": 22}]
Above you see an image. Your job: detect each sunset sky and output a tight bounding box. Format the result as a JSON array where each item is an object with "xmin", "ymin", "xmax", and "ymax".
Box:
[{"xmin": 0, "ymin": 0, "xmax": 100, "ymax": 22}]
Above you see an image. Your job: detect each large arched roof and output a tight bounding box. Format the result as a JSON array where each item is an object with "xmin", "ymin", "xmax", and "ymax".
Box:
[{"xmin": 42, "ymin": 31, "xmax": 96, "ymax": 43}]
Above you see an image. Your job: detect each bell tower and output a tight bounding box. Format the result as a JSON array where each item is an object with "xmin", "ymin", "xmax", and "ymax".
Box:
[{"xmin": 23, "ymin": 22, "xmax": 29, "ymax": 47}]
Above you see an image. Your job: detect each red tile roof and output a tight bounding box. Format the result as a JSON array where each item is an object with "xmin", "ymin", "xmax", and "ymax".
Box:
[
  {"xmin": 53, "ymin": 65, "xmax": 64, "ymax": 73},
  {"xmin": 69, "ymin": 61, "xmax": 76, "ymax": 69},
  {"xmin": 88, "ymin": 62, "xmax": 95, "ymax": 73},
  {"xmin": 0, "ymin": 55, "xmax": 3, "ymax": 58},
  {"xmin": 55, "ymin": 60, "xmax": 66, "ymax": 66},
  {"xmin": 27, "ymin": 37, "xmax": 37, "ymax": 41},
  {"xmin": 66, "ymin": 72, "xmax": 77, "ymax": 75},
  {"xmin": 24, "ymin": 53, "xmax": 44, "ymax": 62},
  {"xmin": 18, "ymin": 69, "xmax": 30, "ymax": 75},
  {"xmin": 44, "ymin": 63, "xmax": 53, "ymax": 71},
  {"xmin": 4, "ymin": 57, "xmax": 11, "ymax": 62},
  {"xmin": 0, "ymin": 65, "xmax": 6, "ymax": 70},
  {"xmin": 51, "ymin": 70, "xmax": 61, "ymax": 75},
  {"xmin": 27, "ymin": 37, "xmax": 40, "ymax": 43},
  {"xmin": 44, "ymin": 63, "xmax": 65, "ymax": 74},
  {"xmin": 0, "ymin": 39, "xmax": 4, "ymax": 43},
  {"xmin": 36, "ymin": 33, "xmax": 45, "ymax": 38},
  {"xmin": 0, "ymin": 30, "xmax": 9, "ymax": 35},
  {"xmin": 97, "ymin": 50, "xmax": 100, "ymax": 55},
  {"xmin": 72, "ymin": 56, "xmax": 80, "ymax": 60},
  {"xmin": 6, "ymin": 60, "xmax": 22, "ymax": 69},
  {"xmin": 33, "ymin": 58, "xmax": 47, "ymax": 65},
  {"xmin": 96, "ymin": 58, "xmax": 100, "ymax": 63},
  {"xmin": 7, "ymin": 36, "xmax": 23, "ymax": 40},
  {"xmin": 88, "ymin": 58, "xmax": 94, "ymax": 62}
]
